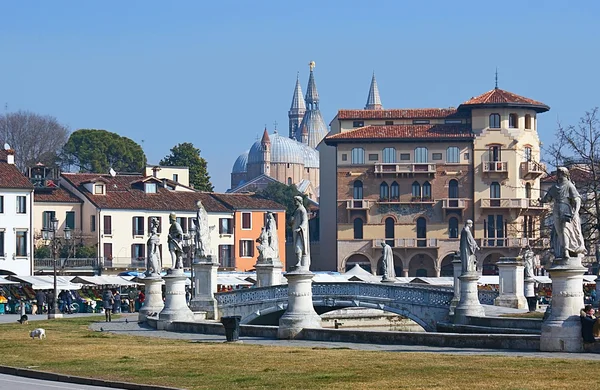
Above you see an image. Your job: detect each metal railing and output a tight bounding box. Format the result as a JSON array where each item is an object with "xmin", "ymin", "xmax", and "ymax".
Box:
[
  {"xmin": 482, "ymin": 161, "xmax": 508, "ymax": 173},
  {"xmin": 374, "ymin": 163, "xmax": 436, "ymax": 175},
  {"xmin": 373, "ymin": 238, "xmax": 438, "ymax": 248},
  {"xmin": 102, "ymin": 257, "xmax": 147, "ymax": 268},
  {"xmin": 34, "ymin": 258, "xmax": 100, "ymax": 270}
]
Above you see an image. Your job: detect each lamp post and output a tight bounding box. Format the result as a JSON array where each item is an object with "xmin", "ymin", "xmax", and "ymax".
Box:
[{"xmin": 42, "ymin": 217, "xmax": 72, "ymax": 320}]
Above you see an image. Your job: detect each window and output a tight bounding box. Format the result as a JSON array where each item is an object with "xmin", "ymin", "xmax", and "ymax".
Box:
[
  {"xmin": 489, "ymin": 113, "xmax": 501, "ymax": 128},
  {"xmin": 412, "ymin": 181, "xmax": 421, "ymax": 198},
  {"xmin": 445, "ymin": 119, "xmax": 462, "ymax": 124},
  {"xmin": 148, "ymin": 216, "xmax": 162, "ymax": 234},
  {"xmin": 449, "ymin": 217, "xmax": 459, "ymax": 239},
  {"xmin": 509, "ymin": 113, "xmax": 518, "ymax": 128},
  {"xmin": 219, "ymin": 245, "xmax": 234, "ymax": 267},
  {"xmin": 385, "ymin": 120, "xmax": 394, "ymax": 125},
  {"xmin": 131, "ymin": 244, "xmax": 145, "ymax": 260},
  {"xmin": 90, "ymin": 215, "xmax": 96, "ymax": 232},
  {"xmin": 416, "ymin": 218, "xmax": 427, "ymax": 247},
  {"xmin": 368, "ymin": 153, "xmax": 378, "ymax": 161},
  {"xmin": 413, "ymin": 119, "xmax": 430, "ymax": 124},
  {"xmin": 103, "ymin": 243, "xmax": 112, "ymax": 261},
  {"xmin": 446, "ymin": 147, "xmax": 460, "ymax": 163},
  {"xmin": 524, "ymin": 146, "xmax": 532, "ymax": 162},
  {"xmin": 173, "ymin": 174, "xmax": 179, "ymax": 182},
  {"xmin": 94, "ymin": 184, "xmax": 104, "ymax": 194},
  {"xmin": 16, "ymin": 196, "xmax": 26, "ymax": 214},
  {"xmin": 486, "ymin": 214, "xmax": 505, "ymax": 247},
  {"xmin": 353, "ymin": 121, "xmax": 364, "ymax": 127},
  {"xmin": 0, "ymin": 231, "xmax": 4, "ymax": 256},
  {"xmin": 176, "ymin": 217, "xmax": 188, "ymax": 233},
  {"xmin": 400, "ymin": 153, "xmax": 410, "ymax": 161},
  {"xmin": 341, "ymin": 153, "xmax": 347, "ymax": 162},
  {"xmin": 380, "ymin": 182, "xmax": 389, "ymax": 200},
  {"xmin": 353, "ymin": 218, "xmax": 363, "ymax": 239},
  {"xmin": 42, "ymin": 211, "xmax": 56, "ymax": 230},
  {"xmin": 422, "ymin": 181, "xmax": 431, "ymax": 199},
  {"xmin": 219, "ymin": 218, "xmax": 233, "ymax": 234},
  {"xmin": 353, "ymin": 180, "xmax": 363, "ymax": 199},
  {"xmin": 103, "ymin": 215, "xmax": 112, "ymax": 235},
  {"xmin": 390, "ymin": 181, "xmax": 399, "ymax": 199},
  {"xmin": 525, "ymin": 183, "xmax": 532, "ymax": 199},
  {"xmin": 351, "ymin": 148, "xmax": 365, "ymax": 164},
  {"xmin": 132, "ymin": 216, "xmax": 144, "ymax": 236},
  {"xmin": 525, "ymin": 114, "xmax": 532, "ymax": 130},
  {"xmin": 287, "ymin": 177, "xmax": 292, "ymax": 185},
  {"xmin": 66, "ymin": 211, "xmax": 75, "ymax": 230},
  {"xmin": 15, "ymin": 231, "xmax": 27, "ymax": 257},
  {"xmin": 490, "ymin": 182, "xmax": 501, "ymax": 198},
  {"xmin": 241, "ymin": 212, "xmax": 251, "ymax": 229},
  {"xmin": 0, "ymin": 196, "xmax": 3, "ymax": 213},
  {"xmin": 432, "ymin": 153, "xmax": 442, "ymax": 161},
  {"xmin": 145, "ymin": 183, "xmax": 157, "ymax": 193},
  {"xmin": 414, "ymin": 147, "xmax": 428, "ymax": 163},
  {"xmin": 523, "ymin": 216, "xmax": 534, "ymax": 238},
  {"xmin": 385, "ymin": 217, "xmax": 395, "ymax": 247},
  {"xmin": 448, "ymin": 179, "xmax": 459, "ymax": 198},
  {"xmin": 239, "ymin": 239, "xmax": 254, "ymax": 257},
  {"xmin": 489, "ymin": 146, "xmax": 501, "ymax": 162},
  {"xmin": 382, "ymin": 148, "xmax": 396, "ymax": 163}
]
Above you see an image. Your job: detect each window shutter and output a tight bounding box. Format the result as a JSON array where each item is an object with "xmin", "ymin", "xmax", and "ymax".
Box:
[
  {"xmin": 250, "ymin": 243, "xmax": 254, "ymax": 258},
  {"xmin": 141, "ymin": 244, "xmax": 145, "ymax": 259},
  {"xmin": 239, "ymin": 241, "xmax": 243, "ymax": 257},
  {"xmin": 148, "ymin": 218, "xmax": 152, "ymax": 235},
  {"xmin": 131, "ymin": 244, "xmax": 135, "ymax": 259},
  {"xmin": 42, "ymin": 212, "xmax": 47, "ymax": 229},
  {"xmin": 158, "ymin": 217, "xmax": 162, "ymax": 233},
  {"xmin": 132, "ymin": 217, "xmax": 136, "ymax": 235}
]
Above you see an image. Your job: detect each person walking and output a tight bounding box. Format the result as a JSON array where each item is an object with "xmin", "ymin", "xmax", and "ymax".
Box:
[
  {"xmin": 128, "ymin": 289, "xmax": 136, "ymax": 313},
  {"xmin": 102, "ymin": 288, "xmax": 114, "ymax": 322},
  {"xmin": 64, "ymin": 291, "xmax": 73, "ymax": 314},
  {"xmin": 35, "ymin": 290, "xmax": 46, "ymax": 314},
  {"xmin": 112, "ymin": 290, "xmax": 121, "ymax": 314}
]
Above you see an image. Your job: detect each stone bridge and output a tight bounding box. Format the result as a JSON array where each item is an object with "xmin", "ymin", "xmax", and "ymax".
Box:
[{"xmin": 215, "ymin": 282, "xmax": 498, "ymax": 332}]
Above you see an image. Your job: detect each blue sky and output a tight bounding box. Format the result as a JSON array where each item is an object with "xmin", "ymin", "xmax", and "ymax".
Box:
[{"xmin": 1, "ymin": 1, "xmax": 599, "ymax": 191}]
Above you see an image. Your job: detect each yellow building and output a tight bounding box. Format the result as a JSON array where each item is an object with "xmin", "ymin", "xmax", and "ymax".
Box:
[{"xmin": 318, "ymin": 81, "xmax": 549, "ymax": 276}]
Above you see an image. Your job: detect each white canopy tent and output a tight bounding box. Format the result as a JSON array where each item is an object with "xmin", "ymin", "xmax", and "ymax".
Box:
[
  {"xmin": 0, "ymin": 277, "xmax": 20, "ymax": 285},
  {"xmin": 343, "ymin": 264, "xmax": 381, "ymax": 283},
  {"xmin": 7, "ymin": 275, "xmax": 81, "ymax": 290},
  {"xmin": 70, "ymin": 276, "xmax": 138, "ymax": 286}
]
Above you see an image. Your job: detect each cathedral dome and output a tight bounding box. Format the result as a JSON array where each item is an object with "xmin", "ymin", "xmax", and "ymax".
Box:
[
  {"xmin": 247, "ymin": 133, "xmax": 306, "ymax": 165},
  {"xmin": 301, "ymin": 144, "xmax": 319, "ymax": 168},
  {"xmin": 232, "ymin": 151, "xmax": 249, "ymax": 173}
]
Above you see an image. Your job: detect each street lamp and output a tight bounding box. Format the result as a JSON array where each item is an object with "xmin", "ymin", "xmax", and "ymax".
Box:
[{"xmin": 42, "ymin": 216, "xmax": 71, "ymax": 320}]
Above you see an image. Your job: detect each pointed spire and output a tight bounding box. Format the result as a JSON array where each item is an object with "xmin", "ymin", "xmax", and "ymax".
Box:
[
  {"xmin": 495, "ymin": 67, "xmax": 498, "ymax": 89},
  {"xmin": 261, "ymin": 126, "xmax": 270, "ymax": 144},
  {"xmin": 290, "ymin": 72, "xmax": 306, "ymax": 111},
  {"xmin": 365, "ymin": 72, "xmax": 383, "ymax": 110},
  {"xmin": 305, "ymin": 61, "xmax": 319, "ymax": 109}
]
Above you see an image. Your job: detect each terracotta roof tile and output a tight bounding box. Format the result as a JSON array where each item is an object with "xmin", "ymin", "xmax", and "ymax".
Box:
[
  {"xmin": 325, "ymin": 124, "xmax": 473, "ymax": 143},
  {"xmin": 461, "ymin": 88, "xmax": 548, "ymax": 109},
  {"xmin": 337, "ymin": 108, "xmax": 462, "ymax": 120},
  {"xmin": 34, "ymin": 187, "xmax": 83, "ymax": 203},
  {"xmin": 210, "ymin": 193, "xmax": 285, "ymax": 211},
  {"xmin": 0, "ymin": 157, "xmax": 34, "ymax": 190}
]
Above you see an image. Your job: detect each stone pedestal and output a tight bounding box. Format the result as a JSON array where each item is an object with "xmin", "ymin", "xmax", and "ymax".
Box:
[
  {"xmin": 381, "ymin": 277, "xmax": 396, "ymax": 284},
  {"xmin": 255, "ymin": 262, "xmax": 283, "ymax": 287},
  {"xmin": 449, "ymin": 255, "xmax": 462, "ymax": 315},
  {"xmin": 159, "ymin": 269, "xmax": 195, "ymax": 323},
  {"xmin": 454, "ymin": 272, "xmax": 485, "ymax": 324},
  {"xmin": 494, "ymin": 257, "xmax": 527, "ymax": 309},
  {"xmin": 189, "ymin": 258, "xmax": 218, "ymax": 319},
  {"xmin": 524, "ymin": 277, "xmax": 535, "ymax": 298},
  {"xmin": 277, "ymin": 271, "xmax": 321, "ymax": 339},
  {"xmin": 138, "ymin": 275, "xmax": 164, "ymax": 322},
  {"xmin": 540, "ymin": 256, "xmax": 586, "ymax": 352}
]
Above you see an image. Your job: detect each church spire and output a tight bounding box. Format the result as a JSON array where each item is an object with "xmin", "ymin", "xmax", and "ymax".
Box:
[
  {"xmin": 288, "ymin": 72, "xmax": 306, "ymax": 139},
  {"xmin": 296, "ymin": 61, "xmax": 328, "ymax": 148},
  {"xmin": 365, "ymin": 72, "xmax": 383, "ymax": 110},
  {"xmin": 305, "ymin": 61, "xmax": 319, "ymax": 110}
]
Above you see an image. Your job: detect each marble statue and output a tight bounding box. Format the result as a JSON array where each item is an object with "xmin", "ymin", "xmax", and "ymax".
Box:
[
  {"xmin": 168, "ymin": 213, "xmax": 184, "ymax": 269},
  {"xmin": 523, "ymin": 246, "xmax": 534, "ymax": 279},
  {"xmin": 541, "ymin": 167, "xmax": 586, "ymax": 259},
  {"xmin": 291, "ymin": 196, "xmax": 310, "ymax": 271},
  {"xmin": 192, "ymin": 200, "xmax": 213, "ymax": 259},
  {"xmin": 460, "ymin": 220, "xmax": 479, "ymax": 274},
  {"xmin": 380, "ymin": 242, "xmax": 395, "ymax": 281},
  {"xmin": 256, "ymin": 212, "xmax": 280, "ymax": 264},
  {"xmin": 145, "ymin": 217, "xmax": 161, "ymax": 276},
  {"xmin": 265, "ymin": 212, "xmax": 279, "ymax": 257}
]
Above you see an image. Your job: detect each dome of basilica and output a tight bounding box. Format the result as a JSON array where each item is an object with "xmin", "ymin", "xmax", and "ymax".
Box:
[
  {"xmin": 247, "ymin": 132, "xmax": 318, "ymax": 166},
  {"xmin": 231, "ymin": 151, "xmax": 249, "ymax": 173}
]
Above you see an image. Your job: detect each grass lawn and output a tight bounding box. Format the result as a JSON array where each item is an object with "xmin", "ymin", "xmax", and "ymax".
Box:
[{"xmin": 0, "ymin": 316, "xmax": 595, "ymax": 390}]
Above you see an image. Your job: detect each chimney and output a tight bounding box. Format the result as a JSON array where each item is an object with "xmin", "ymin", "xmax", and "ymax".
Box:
[
  {"xmin": 152, "ymin": 166, "xmax": 161, "ymax": 178},
  {"xmin": 6, "ymin": 149, "xmax": 15, "ymax": 165}
]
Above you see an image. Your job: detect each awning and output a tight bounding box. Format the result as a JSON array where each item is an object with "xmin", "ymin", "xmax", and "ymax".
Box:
[
  {"xmin": 217, "ymin": 276, "xmax": 253, "ymax": 286},
  {"xmin": 70, "ymin": 276, "xmax": 137, "ymax": 286},
  {"xmin": 6, "ymin": 275, "xmax": 81, "ymax": 290},
  {"xmin": 0, "ymin": 277, "xmax": 19, "ymax": 285}
]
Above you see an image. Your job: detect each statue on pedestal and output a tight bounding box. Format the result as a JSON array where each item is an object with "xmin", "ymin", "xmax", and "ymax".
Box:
[
  {"xmin": 460, "ymin": 219, "xmax": 479, "ymax": 274},
  {"xmin": 523, "ymin": 246, "xmax": 534, "ymax": 279},
  {"xmin": 145, "ymin": 217, "xmax": 161, "ymax": 276},
  {"xmin": 192, "ymin": 200, "xmax": 214, "ymax": 260},
  {"xmin": 168, "ymin": 213, "xmax": 184, "ymax": 269},
  {"xmin": 256, "ymin": 212, "xmax": 280, "ymax": 264},
  {"xmin": 380, "ymin": 242, "xmax": 395, "ymax": 281},
  {"xmin": 541, "ymin": 167, "xmax": 586, "ymax": 259},
  {"xmin": 291, "ymin": 196, "xmax": 310, "ymax": 271}
]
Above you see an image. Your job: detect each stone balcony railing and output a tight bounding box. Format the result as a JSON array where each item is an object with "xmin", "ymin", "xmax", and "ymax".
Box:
[
  {"xmin": 441, "ymin": 198, "xmax": 467, "ymax": 209},
  {"xmin": 345, "ymin": 199, "xmax": 373, "ymax": 210},
  {"xmin": 374, "ymin": 163, "xmax": 436, "ymax": 175},
  {"xmin": 373, "ymin": 238, "xmax": 439, "ymax": 248},
  {"xmin": 481, "ymin": 198, "xmax": 550, "ymax": 211},
  {"xmin": 478, "ymin": 237, "xmax": 550, "ymax": 248},
  {"xmin": 482, "ymin": 161, "xmax": 508, "ymax": 173},
  {"xmin": 521, "ymin": 161, "xmax": 546, "ymax": 179}
]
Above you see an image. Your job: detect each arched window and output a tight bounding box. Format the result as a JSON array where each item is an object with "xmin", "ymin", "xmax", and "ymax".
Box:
[
  {"xmin": 525, "ymin": 182, "xmax": 532, "ymax": 199},
  {"xmin": 351, "ymin": 148, "xmax": 365, "ymax": 164},
  {"xmin": 353, "ymin": 218, "xmax": 363, "ymax": 239},
  {"xmin": 380, "ymin": 181, "xmax": 389, "ymax": 200},
  {"xmin": 525, "ymin": 114, "xmax": 532, "ymax": 130},
  {"xmin": 422, "ymin": 181, "xmax": 432, "ymax": 199},
  {"xmin": 353, "ymin": 180, "xmax": 363, "ymax": 199},
  {"xmin": 382, "ymin": 147, "xmax": 396, "ymax": 163},
  {"xmin": 385, "ymin": 217, "xmax": 395, "ymax": 247},
  {"xmin": 524, "ymin": 146, "xmax": 532, "ymax": 162},
  {"xmin": 390, "ymin": 181, "xmax": 399, "ymax": 200},
  {"xmin": 489, "ymin": 146, "xmax": 501, "ymax": 162},
  {"xmin": 416, "ymin": 217, "xmax": 427, "ymax": 247},
  {"xmin": 449, "ymin": 217, "xmax": 459, "ymax": 239},
  {"xmin": 446, "ymin": 147, "xmax": 460, "ymax": 163},
  {"xmin": 489, "ymin": 113, "xmax": 501, "ymax": 128},
  {"xmin": 287, "ymin": 177, "xmax": 292, "ymax": 185},
  {"xmin": 414, "ymin": 147, "xmax": 428, "ymax": 163},
  {"xmin": 412, "ymin": 181, "xmax": 421, "ymax": 198},
  {"xmin": 490, "ymin": 182, "xmax": 501, "ymax": 198},
  {"xmin": 509, "ymin": 113, "xmax": 518, "ymax": 128},
  {"xmin": 448, "ymin": 179, "xmax": 459, "ymax": 198}
]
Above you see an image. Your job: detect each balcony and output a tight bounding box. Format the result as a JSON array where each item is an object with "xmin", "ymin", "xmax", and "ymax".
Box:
[
  {"xmin": 373, "ymin": 238, "xmax": 438, "ymax": 248},
  {"xmin": 34, "ymin": 258, "xmax": 100, "ymax": 271},
  {"xmin": 374, "ymin": 163, "xmax": 436, "ymax": 176},
  {"xmin": 345, "ymin": 199, "xmax": 373, "ymax": 210},
  {"xmin": 103, "ymin": 257, "xmax": 146, "ymax": 269},
  {"xmin": 378, "ymin": 197, "xmax": 435, "ymax": 205},
  {"xmin": 441, "ymin": 198, "xmax": 467, "ymax": 209},
  {"xmin": 480, "ymin": 198, "xmax": 526, "ymax": 209},
  {"xmin": 482, "ymin": 161, "xmax": 508, "ymax": 174},
  {"xmin": 522, "ymin": 198, "xmax": 550, "ymax": 215},
  {"xmin": 478, "ymin": 237, "xmax": 550, "ymax": 248},
  {"xmin": 521, "ymin": 161, "xmax": 546, "ymax": 179}
]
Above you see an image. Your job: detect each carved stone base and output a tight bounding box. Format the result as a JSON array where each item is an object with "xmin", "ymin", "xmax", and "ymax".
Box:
[
  {"xmin": 159, "ymin": 269, "xmax": 194, "ymax": 323},
  {"xmin": 190, "ymin": 260, "xmax": 218, "ymax": 319},
  {"xmin": 540, "ymin": 257, "xmax": 586, "ymax": 352},
  {"xmin": 255, "ymin": 262, "xmax": 283, "ymax": 287},
  {"xmin": 494, "ymin": 257, "xmax": 527, "ymax": 309},
  {"xmin": 524, "ymin": 277, "xmax": 535, "ymax": 298},
  {"xmin": 138, "ymin": 276, "xmax": 164, "ymax": 322},
  {"xmin": 454, "ymin": 272, "xmax": 485, "ymax": 324},
  {"xmin": 449, "ymin": 256, "xmax": 462, "ymax": 316},
  {"xmin": 277, "ymin": 271, "xmax": 321, "ymax": 339}
]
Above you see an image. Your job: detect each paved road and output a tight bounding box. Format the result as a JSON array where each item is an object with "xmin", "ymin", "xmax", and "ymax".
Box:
[
  {"xmin": 0, "ymin": 373, "xmax": 122, "ymax": 390},
  {"xmin": 0, "ymin": 313, "xmax": 104, "ymax": 324}
]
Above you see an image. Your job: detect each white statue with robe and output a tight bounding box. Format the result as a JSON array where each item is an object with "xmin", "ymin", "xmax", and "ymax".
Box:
[
  {"xmin": 380, "ymin": 242, "xmax": 395, "ymax": 281},
  {"xmin": 256, "ymin": 211, "xmax": 280, "ymax": 264},
  {"xmin": 145, "ymin": 217, "xmax": 161, "ymax": 276},
  {"xmin": 291, "ymin": 196, "xmax": 310, "ymax": 271},
  {"xmin": 460, "ymin": 220, "xmax": 479, "ymax": 274},
  {"xmin": 192, "ymin": 200, "xmax": 214, "ymax": 260},
  {"xmin": 523, "ymin": 246, "xmax": 534, "ymax": 279}
]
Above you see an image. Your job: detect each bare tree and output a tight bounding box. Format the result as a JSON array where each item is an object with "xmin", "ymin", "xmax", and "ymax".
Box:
[{"xmin": 0, "ymin": 110, "xmax": 70, "ymax": 170}]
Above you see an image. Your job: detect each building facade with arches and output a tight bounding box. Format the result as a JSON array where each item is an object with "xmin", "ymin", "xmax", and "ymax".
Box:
[{"xmin": 318, "ymin": 80, "xmax": 549, "ymax": 276}]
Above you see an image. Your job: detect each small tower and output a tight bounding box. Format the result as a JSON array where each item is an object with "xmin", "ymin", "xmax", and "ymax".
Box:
[
  {"xmin": 301, "ymin": 124, "xmax": 309, "ymax": 145},
  {"xmin": 288, "ymin": 73, "xmax": 306, "ymax": 140},
  {"xmin": 261, "ymin": 127, "xmax": 271, "ymax": 175},
  {"xmin": 297, "ymin": 61, "xmax": 328, "ymax": 148},
  {"xmin": 365, "ymin": 72, "xmax": 383, "ymax": 110}
]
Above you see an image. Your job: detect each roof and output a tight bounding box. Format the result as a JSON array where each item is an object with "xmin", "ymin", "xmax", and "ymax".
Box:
[
  {"xmin": 0, "ymin": 151, "xmax": 34, "ymax": 190},
  {"xmin": 34, "ymin": 186, "xmax": 83, "ymax": 203},
  {"xmin": 337, "ymin": 108, "xmax": 462, "ymax": 120},
  {"xmin": 460, "ymin": 88, "xmax": 549, "ymax": 112},
  {"xmin": 211, "ymin": 193, "xmax": 285, "ymax": 211},
  {"xmin": 325, "ymin": 124, "xmax": 473, "ymax": 143},
  {"xmin": 541, "ymin": 166, "xmax": 592, "ymax": 184}
]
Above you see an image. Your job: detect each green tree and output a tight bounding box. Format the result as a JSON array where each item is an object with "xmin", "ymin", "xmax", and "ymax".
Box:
[
  {"xmin": 60, "ymin": 129, "xmax": 146, "ymax": 173},
  {"xmin": 256, "ymin": 181, "xmax": 307, "ymax": 227},
  {"xmin": 160, "ymin": 142, "xmax": 213, "ymax": 191}
]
